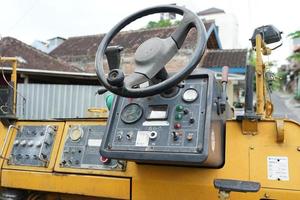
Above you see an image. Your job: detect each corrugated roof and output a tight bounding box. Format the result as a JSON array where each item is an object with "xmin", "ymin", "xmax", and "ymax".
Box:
[
  {"xmin": 0, "ymin": 37, "xmax": 82, "ymax": 72},
  {"xmin": 199, "ymin": 49, "xmax": 248, "ymax": 68}
]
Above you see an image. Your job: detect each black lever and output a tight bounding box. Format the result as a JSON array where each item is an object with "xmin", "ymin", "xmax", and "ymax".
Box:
[
  {"xmin": 214, "ymin": 179, "xmax": 261, "ymax": 200},
  {"xmin": 105, "ymin": 46, "xmax": 124, "ymax": 70},
  {"xmin": 96, "ymin": 87, "xmax": 107, "ymax": 95}
]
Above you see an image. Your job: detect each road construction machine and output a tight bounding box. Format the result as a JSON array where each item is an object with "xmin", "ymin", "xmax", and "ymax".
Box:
[{"xmin": 0, "ymin": 4, "xmax": 299, "ymax": 200}]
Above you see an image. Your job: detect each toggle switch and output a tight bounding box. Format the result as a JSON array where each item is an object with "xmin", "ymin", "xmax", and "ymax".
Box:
[{"xmin": 172, "ymin": 132, "xmax": 179, "ymax": 141}]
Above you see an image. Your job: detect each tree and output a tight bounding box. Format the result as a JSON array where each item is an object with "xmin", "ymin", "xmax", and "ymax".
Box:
[
  {"xmin": 288, "ymin": 31, "xmax": 300, "ymax": 39},
  {"xmin": 287, "ymin": 30, "xmax": 300, "ymax": 62},
  {"xmin": 146, "ymin": 19, "xmax": 180, "ymax": 29}
]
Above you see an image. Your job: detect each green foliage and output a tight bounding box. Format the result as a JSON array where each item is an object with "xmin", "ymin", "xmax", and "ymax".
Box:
[
  {"xmin": 288, "ymin": 31, "xmax": 300, "ymax": 39},
  {"xmin": 273, "ymin": 71, "xmax": 288, "ymax": 91},
  {"xmin": 248, "ymin": 49, "xmax": 256, "ymax": 66},
  {"xmin": 146, "ymin": 19, "xmax": 179, "ymax": 29},
  {"xmin": 288, "ymin": 52, "xmax": 300, "ymax": 62},
  {"xmin": 287, "ymin": 30, "xmax": 300, "ymax": 63},
  {"xmin": 295, "ymin": 93, "xmax": 300, "ymax": 101}
]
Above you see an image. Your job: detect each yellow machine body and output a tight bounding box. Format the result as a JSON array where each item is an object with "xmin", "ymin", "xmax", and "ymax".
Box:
[
  {"xmin": 0, "ymin": 119, "xmax": 299, "ymax": 200},
  {"xmin": 0, "ymin": 23, "xmax": 298, "ymax": 200}
]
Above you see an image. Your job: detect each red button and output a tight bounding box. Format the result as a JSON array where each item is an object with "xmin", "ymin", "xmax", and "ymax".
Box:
[
  {"xmin": 100, "ymin": 156, "xmax": 110, "ymax": 164},
  {"xmin": 174, "ymin": 123, "xmax": 181, "ymax": 129}
]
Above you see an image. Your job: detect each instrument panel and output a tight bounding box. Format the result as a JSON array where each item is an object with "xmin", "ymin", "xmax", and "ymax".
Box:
[
  {"xmin": 55, "ymin": 121, "xmax": 126, "ymax": 173},
  {"xmin": 101, "ymin": 71, "xmax": 226, "ymax": 167}
]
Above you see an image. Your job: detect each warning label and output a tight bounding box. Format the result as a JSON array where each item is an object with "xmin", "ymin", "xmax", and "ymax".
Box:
[
  {"xmin": 267, "ymin": 156, "xmax": 289, "ymax": 181},
  {"xmin": 135, "ymin": 131, "xmax": 150, "ymax": 147}
]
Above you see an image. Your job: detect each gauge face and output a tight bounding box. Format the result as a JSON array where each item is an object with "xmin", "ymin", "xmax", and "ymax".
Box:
[
  {"xmin": 182, "ymin": 88, "xmax": 198, "ymax": 103},
  {"xmin": 69, "ymin": 127, "xmax": 83, "ymax": 142},
  {"xmin": 121, "ymin": 103, "xmax": 143, "ymax": 124}
]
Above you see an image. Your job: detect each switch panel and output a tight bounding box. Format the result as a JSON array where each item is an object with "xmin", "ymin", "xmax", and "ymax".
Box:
[
  {"xmin": 59, "ymin": 125, "xmax": 125, "ymax": 171},
  {"xmin": 101, "ymin": 70, "xmax": 226, "ymax": 167},
  {"xmin": 8, "ymin": 125, "xmax": 57, "ymax": 167}
]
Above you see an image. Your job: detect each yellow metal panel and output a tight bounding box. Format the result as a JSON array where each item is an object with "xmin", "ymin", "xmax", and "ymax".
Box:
[
  {"xmin": 250, "ymin": 145, "xmax": 300, "ymax": 190},
  {"xmin": 1, "ymin": 120, "xmax": 299, "ymax": 199},
  {"xmin": 1, "ymin": 169, "xmax": 130, "ymax": 199},
  {"xmin": 0, "ymin": 123, "xmax": 9, "ymax": 169},
  {"xmin": 2, "ymin": 121, "xmax": 65, "ymax": 172}
]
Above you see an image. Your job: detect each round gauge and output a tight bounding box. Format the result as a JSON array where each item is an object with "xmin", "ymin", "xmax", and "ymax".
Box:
[
  {"xmin": 121, "ymin": 103, "xmax": 143, "ymax": 124},
  {"xmin": 182, "ymin": 88, "xmax": 198, "ymax": 103},
  {"xmin": 69, "ymin": 127, "xmax": 83, "ymax": 142}
]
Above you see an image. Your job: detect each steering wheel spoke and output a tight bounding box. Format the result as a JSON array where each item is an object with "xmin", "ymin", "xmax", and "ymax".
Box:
[
  {"xmin": 171, "ymin": 12, "xmax": 196, "ymax": 49},
  {"xmin": 124, "ymin": 72, "xmax": 149, "ymax": 89}
]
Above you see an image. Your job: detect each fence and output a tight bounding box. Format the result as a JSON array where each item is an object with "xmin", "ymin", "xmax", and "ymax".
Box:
[{"xmin": 16, "ymin": 83, "xmax": 107, "ymax": 119}]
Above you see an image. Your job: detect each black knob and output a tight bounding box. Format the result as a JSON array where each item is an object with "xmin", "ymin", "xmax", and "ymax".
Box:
[
  {"xmin": 189, "ymin": 118, "xmax": 195, "ymax": 124},
  {"xmin": 183, "ymin": 109, "xmax": 189, "ymax": 115},
  {"xmin": 107, "ymin": 69, "xmax": 125, "ymax": 87}
]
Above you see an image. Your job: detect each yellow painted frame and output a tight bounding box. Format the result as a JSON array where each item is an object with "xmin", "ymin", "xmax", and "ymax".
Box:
[
  {"xmin": 1, "ymin": 119, "xmax": 300, "ymax": 200},
  {"xmin": 1, "ymin": 169, "xmax": 131, "ymax": 199}
]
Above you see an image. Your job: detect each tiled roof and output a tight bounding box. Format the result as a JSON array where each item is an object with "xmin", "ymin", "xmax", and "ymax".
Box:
[
  {"xmin": 0, "ymin": 37, "xmax": 82, "ymax": 72},
  {"xmin": 199, "ymin": 49, "xmax": 248, "ymax": 68},
  {"xmin": 50, "ymin": 22, "xmax": 219, "ymax": 58}
]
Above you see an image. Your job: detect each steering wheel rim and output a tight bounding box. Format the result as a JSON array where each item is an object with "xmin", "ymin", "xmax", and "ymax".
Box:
[{"xmin": 95, "ymin": 5, "xmax": 207, "ymax": 98}]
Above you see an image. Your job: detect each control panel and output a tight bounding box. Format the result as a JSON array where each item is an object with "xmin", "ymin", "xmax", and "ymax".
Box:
[
  {"xmin": 57, "ymin": 122, "xmax": 125, "ymax": 172},
  {"xmin": 7, "ymin": 125, "xmax": 58, "ymax": 167},
  {"xmin": 101, "ymin": 71, "xmax": 226, "ymax": 167}
]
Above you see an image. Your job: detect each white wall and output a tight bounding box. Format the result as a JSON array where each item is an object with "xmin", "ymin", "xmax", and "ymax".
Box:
[{"xmin": 199, "ymin": 13, "xmax": 239, "ymax": 49}]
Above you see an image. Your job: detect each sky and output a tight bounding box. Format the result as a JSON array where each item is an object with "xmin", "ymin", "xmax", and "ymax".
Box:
[{"xmin": 0, "ymin": 0, "xmax": 299, "ymax": 66}]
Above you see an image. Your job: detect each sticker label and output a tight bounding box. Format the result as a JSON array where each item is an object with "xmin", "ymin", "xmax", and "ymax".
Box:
[
  {"xmin": 267, "ymin": 156, "xmax": 289, "ymax": 181},
  {"xmin": 88, "ymin": 139, "xmax": 102, "ymax": 147},
  {"xmin": 135, "ymin": 131, "xmax": 150, "ymax": 147}
]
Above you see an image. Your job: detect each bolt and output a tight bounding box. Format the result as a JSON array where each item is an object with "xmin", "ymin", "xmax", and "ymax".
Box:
[
  {"xmin": 264, "ymin": 193, "xmax": 270, "ymax": 198},
  {"xmin": 249, "ymin": 146, "xmax": 254, "ymax": 150},
  {"xmin": 297, "ymin": 147, "xmax": 300, "ymax": 151}
]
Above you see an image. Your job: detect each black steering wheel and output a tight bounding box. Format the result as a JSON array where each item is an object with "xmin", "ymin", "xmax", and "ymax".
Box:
[{"xmin": 95, "ymin": 5, "xmax": 207, "ymax": 98}]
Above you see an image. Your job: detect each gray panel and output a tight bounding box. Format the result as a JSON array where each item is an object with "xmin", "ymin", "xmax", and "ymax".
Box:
[
  {"xmin": 8, "ymin": 125, "xmax": 57, "ymax": 167},
  {"xmin": 109, "ymin": 78, "xmax": 208, "ymax": 153},
  {"xmin": 101, "ymin": 70, "xmax": 226, "ymax": 167},
  {"xmin": 16, "ymin": 84, "xmax": 108, "ymax": 120},
  {"xmin": 60, "ymin": 125, "xmax": 125, "ymax": 171}
]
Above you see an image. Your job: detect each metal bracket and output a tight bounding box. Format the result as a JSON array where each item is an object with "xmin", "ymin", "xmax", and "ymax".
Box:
[
  {"xmin": 218, "ymin": 191, "xmax": 230, "ymax": 200},
  {"xmin": 38, "ymin": 125, "xmax": 56, "ymax": 166},
  {"xmin": 276, "ymin": 120, "xmax": 284, "ymax": 143},
  {"xmin": 242, "ymin": 119, "xmax": 258, "ymax": 135},
  {"xmin": 0, "ymin": 125, "xmax": 19, "ymax": 160}
]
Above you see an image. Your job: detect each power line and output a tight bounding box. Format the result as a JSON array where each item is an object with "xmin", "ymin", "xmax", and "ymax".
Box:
[{"xmin": 6, "ymin": 0, "xmax": 40, "ymax": 34}]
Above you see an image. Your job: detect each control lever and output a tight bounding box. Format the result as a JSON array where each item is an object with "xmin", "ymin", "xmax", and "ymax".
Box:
[
  {"xmin": 105, "ymin": 45, "xmax": 124, "ymax": 70},
  {"xmin": 96, "ymin": 87, "xmax": 107, "ymax": 95},
  {"xmin": 220, "ymin": 66, "xmax": 229, "ymax": 114},
  {"xmin": 96, "ymin": 46, "xmax": 124, "ymax": 94},
  {"xmin": 214, "ymin": 179, "xmax": 261, "ymax": 200}
]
